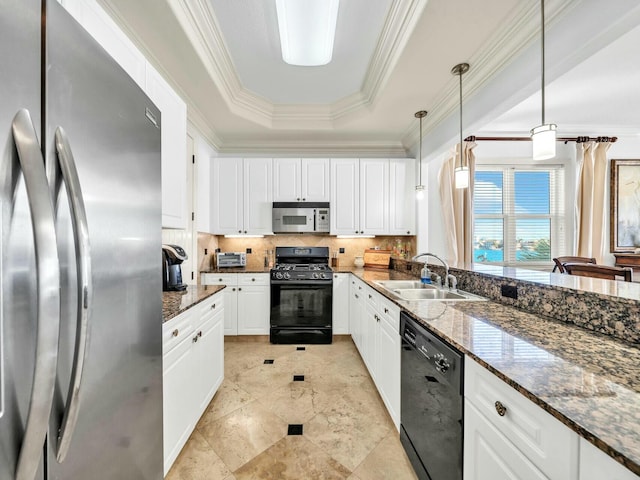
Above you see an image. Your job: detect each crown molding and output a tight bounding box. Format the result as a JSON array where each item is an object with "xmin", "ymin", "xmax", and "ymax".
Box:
[
  {"xmin": 168, "ymin": 0, "xmax": 427, "ymax": 129},
  {"xmin": 216, "ymin": 139, "xmax": 409, "ymax": 157}
]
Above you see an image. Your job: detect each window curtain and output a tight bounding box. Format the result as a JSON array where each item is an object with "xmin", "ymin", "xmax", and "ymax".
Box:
[
  {"xmin": 438, "ymin": 141, "xmax": 476, "ymax": 268},
  {"xmin": 575, "ymin": 140, "xmax": 611, "ymax": 263}
]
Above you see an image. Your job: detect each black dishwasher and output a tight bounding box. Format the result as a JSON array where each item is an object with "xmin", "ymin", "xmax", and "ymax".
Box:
[{"xmin": 400, "ymin": 312, "xmax": 463, "ymax": 480}]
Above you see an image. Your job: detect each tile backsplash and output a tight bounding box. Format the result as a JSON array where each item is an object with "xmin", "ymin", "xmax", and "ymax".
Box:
[{"xmin": 198, "ymin": 233, "xmax": 415, "ymax": 274}]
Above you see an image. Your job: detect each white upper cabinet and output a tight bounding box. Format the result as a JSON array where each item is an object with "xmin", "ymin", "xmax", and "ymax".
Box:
[
  {"xmin": 273, "ymin": 158, "xmax": 301, "ymax": 202},
  {"xmin": 359, "ymin": 159, "xmax": 389, "ymax": 235},
  {"xmin": 211, "ymin": 158, "xmax": 273, "ymax": 235},
  {"xmin": 301, "ymin": 158, "xmax": 330, "ymax": 201},
  {"xmin": 244, "ymin": 158, "xmax": 273, "ymax": 234},
  {"xmin": 389, "ymin": 158, "xmax": 416, "ymax": 235},
  {"xmin": 145, "ymin": 65, "xmax": 188, "ymax": 229},
  {"xmin": 274, "ymin": 158, "xmax": 330, "ymax": 202},
  {"xmin": 211, "ymin": 158, "xmax": 243, "ymax": 235},
  {"xmin": 330, "ymin": 159, "xmax": 360, "ymax": 235}
]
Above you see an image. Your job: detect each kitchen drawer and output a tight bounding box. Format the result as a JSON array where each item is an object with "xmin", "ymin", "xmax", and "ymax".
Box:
[
  {"xmin": 378, "ymin": 295, "xmax": 400, "ymax": 331},
  {"xmin": 163, "ymin": 310, "xmax": 196, "ymax": 354},
  {"xmin": 465, "ymin": 358, "xmax": 579, "ymax": 480},
  {"xmin": 201, "ymin": 273, "xmax": 237, "ymax": 286},
  {"xmin": 364, "ymin": 286, "xmax": 379, "ymax": 309},
  {"xmin": 198, "ymin": 294, "xmax": 224, "ymax": 325},
  {"xmin": 238, "ymin": 273, "xmax": 270, "ymax": 286}
]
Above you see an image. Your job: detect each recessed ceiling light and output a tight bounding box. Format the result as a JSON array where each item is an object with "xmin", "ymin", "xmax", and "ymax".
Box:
[{"xmin": 275, "ymin": 0, "xmax": 340, "ymax": 66}]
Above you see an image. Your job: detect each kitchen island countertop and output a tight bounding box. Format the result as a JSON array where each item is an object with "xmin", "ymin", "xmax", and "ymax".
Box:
[
  {"xmin": 163, "ymin": 285, "xmax": 226, "ymax": 322},
  {"xmin": 349, "ymin": 268, "xmax": 640, "ymax": 475}
]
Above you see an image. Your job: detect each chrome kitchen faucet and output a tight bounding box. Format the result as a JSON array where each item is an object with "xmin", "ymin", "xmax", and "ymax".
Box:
[{"xmin": 412, "ymin": 253, "xmax": 458, "ymax": 291}]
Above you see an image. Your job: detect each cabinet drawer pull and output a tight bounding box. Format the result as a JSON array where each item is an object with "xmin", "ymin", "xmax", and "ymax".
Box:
[
  {"xmin": 211, "ymin": 303, "xmax": 216, "ymax": 309},
  {"xmin": 495, "ymin": 401, "xmax": 507, "ymax": 417},
  {"xmin": 384, "ymin": 307, "xmax": 389, "ymax": 314},
  {"xmin": 252, "ymin": 278, "xmax": 256, "ymax": 282},
  {"xmin": 238, "ymin": 287, "xmax": 242, "ymax": 291},
  {"xmin": 232, "ymin": 287, "xmax": 236, "ymax": 291},
  {"xmin": 172, "ymin": 329, "xmax": 179, "ymax": 337},
  {"xmin": 192, "ymin": 335, "xmax": 199, "ymax": 343},
  {"xmin": 198, "ymin": 330, "xmax": 203, "ymax": 337},
  {"xmin": 355, "ymin": 294, "xmax": 359, "ymax": 299},
  {"xmin": 218, "ymin": 278, "xmax": 223, "ymax": 282}
]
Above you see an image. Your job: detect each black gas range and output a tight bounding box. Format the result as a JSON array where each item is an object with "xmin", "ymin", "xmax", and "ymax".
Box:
[{"xmin": 269, "ymin": 247, "xmax": 333, "ymax": 344}]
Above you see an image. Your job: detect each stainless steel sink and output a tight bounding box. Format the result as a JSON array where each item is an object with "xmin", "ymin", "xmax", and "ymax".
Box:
[
  {"xmin": 373, "ymin": 280, "xmax": 486, "ymax": 302},
  {"xmin": 375, "ymin": 280, "xmax": 437, "ymax": 290},
  {"xmin": 397, "ymin": 289, "xmax": 467, "ymax": 300}
]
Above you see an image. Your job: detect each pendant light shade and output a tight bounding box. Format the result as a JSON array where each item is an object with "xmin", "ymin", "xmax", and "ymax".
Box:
[
  {"xmin": 531, "ymin": 0, "xmax": 557, "ymax": 160},
  {"xmin": 454, "ymin": 165, "xmax": 469, "ymax": 189},
  {"xmin": 452, "ymin": 63, "xmax": 470, "ymax": 189},
  {"xmin": 414, "ymin": 110, "xmax": 427, "ymax": 200},
  {"xmin": 531, "ymin": 123, "xmax": 557, "ymax": 160}
]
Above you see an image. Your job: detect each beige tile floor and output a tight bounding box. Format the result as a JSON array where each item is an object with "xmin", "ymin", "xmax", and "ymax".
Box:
[{"xmin": 166, "ymin": 336, "xmax": 418, "ymax": 480}]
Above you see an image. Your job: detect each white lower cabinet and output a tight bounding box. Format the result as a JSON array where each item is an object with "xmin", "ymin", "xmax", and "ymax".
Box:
[
  {"xmin": 332, "ymin": 273, "xmax": 350, "ymax": 334},
  {"xmin": 579, "ymin": 438, "xmax": 639, "ymax": 480},
  {"xmin": 464, "ymin": 357, "xmax": 579, "ymax": 480},
  {"xmin": 163, "ymin": 292, "xmax": 224, "ymax": 475},
  {"xmin": 201, "ymin": 273, "xmax": 270, "ymax": 335},
  {"xmin": 349, "ymin": 275, "xmax": 400, "ymax": 429}
]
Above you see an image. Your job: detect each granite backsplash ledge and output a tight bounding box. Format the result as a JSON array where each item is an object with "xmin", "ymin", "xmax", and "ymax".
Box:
[{"xmin": 391, "ymin": 258, "xmax": 640, "ymax": 345}]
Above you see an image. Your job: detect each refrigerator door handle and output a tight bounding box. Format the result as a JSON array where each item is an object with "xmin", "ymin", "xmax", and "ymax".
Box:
[
  {"xmin": 53, "ymin": 126, "xmax": 92, "ymax": 463},
  {"xmin": 11, "ymin": 109, "xmax": 61, "ymax": 480}
]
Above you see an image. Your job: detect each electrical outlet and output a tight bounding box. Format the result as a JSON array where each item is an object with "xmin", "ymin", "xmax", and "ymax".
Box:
[
  {"xmin": 339, "ymin": 248, "xmax": 345, "ymax": 254},
  {"xmin": 246, "ymin": 248, "xmax": 252, "ymax": 254},
  {"xmin": 215, "ymin": 248, "xmax": 221, "ymax": 253},
  {"xmin": 501, "ymin": 285, "xmax": 518, "ymax": 299},
  {"xmin": 204, "ymin": 248, "xmax": 208, "ymax": 255}
]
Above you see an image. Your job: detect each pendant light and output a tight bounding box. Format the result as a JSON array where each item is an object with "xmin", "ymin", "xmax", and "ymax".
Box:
[
  {"xmin": 452, "ymin": 62, "xmax": 470, "ymax": 189},
  {"xmin": 530, "ymin": 0, "xmax": 557, "ymax": 160},
  {"xmin": 414, "ymin": 110, "xmax": 427, "ymax": 200}
]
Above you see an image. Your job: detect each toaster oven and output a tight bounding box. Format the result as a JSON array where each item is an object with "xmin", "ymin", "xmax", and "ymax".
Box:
[{"xmin": 216, "ymin": 252, "xmax": 246, "ymax": 268}]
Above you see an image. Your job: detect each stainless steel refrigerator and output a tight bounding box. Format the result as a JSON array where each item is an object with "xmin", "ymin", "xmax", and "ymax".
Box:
[{"xmin": 0, "ymin": 1, "xmax": 163, "ymax": 479}]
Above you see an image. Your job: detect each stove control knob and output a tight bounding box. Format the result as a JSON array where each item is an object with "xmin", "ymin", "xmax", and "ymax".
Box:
[
  {"xmin": 276, "ymin": 272, "xmax": 283, "ymax": 279},
  {"xmin": 312, "ymin": 273, "xmax": 319, "ymax": 279},
  {"xmin": 320, "ymin": 273, "xmax": 327, "ymax": 279},
  {"xmin": 284, "ymin": 272, "xmax": 291, "ymax": 280}
]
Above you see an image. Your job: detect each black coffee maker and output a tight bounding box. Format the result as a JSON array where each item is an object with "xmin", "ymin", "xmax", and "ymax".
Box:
[{"xmin": 162, "ymin": 244, "xmax": 188, "ymax": 291}]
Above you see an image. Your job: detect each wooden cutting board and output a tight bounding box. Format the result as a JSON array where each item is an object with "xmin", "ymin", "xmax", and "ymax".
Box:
[{"xmin": 363, "ymin": 249, "xmax": 391, "ymax": 269}]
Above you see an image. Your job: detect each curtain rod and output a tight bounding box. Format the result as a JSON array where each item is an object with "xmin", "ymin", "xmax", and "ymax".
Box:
[{"xmin": 465, "ymin": 135, "xmax": 617, "ymax": 144}]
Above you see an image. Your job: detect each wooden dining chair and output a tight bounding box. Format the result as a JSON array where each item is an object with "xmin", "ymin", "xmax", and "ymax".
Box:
[
  {"xmin": 563, "ymin": 263, "xmax": 633, "ymax": 282},
  {"xmin": 552, "ymin": 256, "xmax": 597, "ymax": 273}
]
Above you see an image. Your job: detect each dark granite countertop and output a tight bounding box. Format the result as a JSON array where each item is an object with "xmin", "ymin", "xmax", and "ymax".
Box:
[
  {"xmin": 349, "ymin": 268, "xmax": 640, "ymax": 475},
  {"xmin": 163, "ymin": 285, "xmax": 226, "ymax": 322}
]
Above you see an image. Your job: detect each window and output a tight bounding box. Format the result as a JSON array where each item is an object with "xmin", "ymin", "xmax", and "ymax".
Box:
[{"xmin": 473, "ymin": 166, "xmax": 565, "ymax": 266}]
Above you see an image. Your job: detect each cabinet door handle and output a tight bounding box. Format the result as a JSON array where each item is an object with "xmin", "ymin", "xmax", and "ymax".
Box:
[
  {"xmin": 355, "ymin": 294, "xmax": 359, "ymax": 299},
  {"xmin": 355, "ymin": 230, "xmax": 358, "ymax": 234},
  {"xmin": 252, "ymin": 278, "xmax": 256, "ymax": 281},
  {"xmin": 297, "ymin": 198, "xmax": 300, "ymax": 201},
  {"xmin": 238, "ymin": 287, "xmax": 242, "ymax": 291},
  {"xmin": 238, "ymin": 230, "xmax": 241, "ymax": 233},
  {"xmin": 218, "ymin": 278, "xmax": 223, "ymax": 282},
  {"xmin": 407, "ymin": 230, "xmax": 410, "ymax": 234},
  {"xmin": 198, "ymin": 330, "xmax": 203, "ymax": 337},
  {"xmin": 494, "ymin": 401, "xmax": 507, "ymax": 417},
  {"xmin": 232, "ymin": 287, "xmax": 236, "ymax": 291},
  {"xmin": 384, "ymin": 307, "xmax": 389, "ymax": 314},
  {"xmin": 192, "ymin": 335, "xmax": 199, "ymax": 343},
  {"xmin": 211, "ymin": 303, "xmax": 216, "ymax": 309},
  {"xmin": 368, "ymin": 294, "xmax": 372, "ymax": 299},
  {"xmin": 244, "ymin": 230, "xmax": 247, "ymax": 234},
  {"xmin": 358, "ymin": 286, "xmax": 362, "ymax": 290},
  {"xmin": 302, "ymin": 198, "xmax": 306, "ymax": 201},
  {"xmin": 172, "ymin": 329, "xmax": 179, "ymax": 337}
]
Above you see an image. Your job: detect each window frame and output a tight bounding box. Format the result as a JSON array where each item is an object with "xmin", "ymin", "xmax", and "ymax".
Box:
[{"xmin": 473, "ymin": 164, "xmax": 565, "ymax": 268}]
